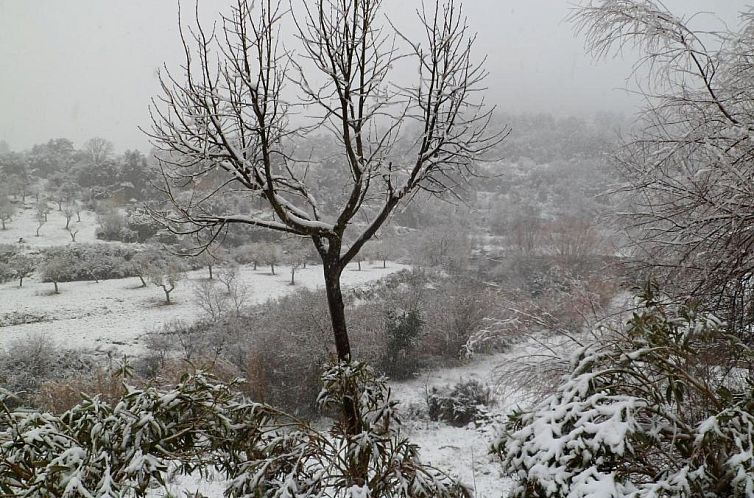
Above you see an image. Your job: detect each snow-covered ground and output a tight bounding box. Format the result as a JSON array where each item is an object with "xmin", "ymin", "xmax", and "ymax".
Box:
[
  {"xmin": 0, "ymin": 204, "xmax": 99, "ymax": 247},
  {"xmin": 0, "ymin": 262, "xmax": 408, "ymax": 355}
]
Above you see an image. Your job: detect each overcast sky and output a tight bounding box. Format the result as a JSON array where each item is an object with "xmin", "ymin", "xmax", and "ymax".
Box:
[{"xmin": 0, "ymin": 0, "xmax": 749, "ymax": 152}]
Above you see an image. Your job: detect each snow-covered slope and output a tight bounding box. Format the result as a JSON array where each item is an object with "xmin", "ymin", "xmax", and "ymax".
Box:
[{"xmin": 0, "ymin": 263, "xmax": 408, "ymax": 355}]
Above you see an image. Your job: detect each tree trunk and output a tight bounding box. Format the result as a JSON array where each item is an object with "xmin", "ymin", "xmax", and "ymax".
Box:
[
  {"xmin": 138, "ymin": 275, "xmax": 147, "ymax": 287},
  {"xmin": 270, "ymin": 263, "xmax": 275, "ymax": 275},
  {"xmin": 1, "ymin": 219, "xmax": 5, "ymax": 230},
  {"xmin": 323, "ymin": 262, "xmax": 350, "ymax": 361},
  {"xmin": 290, "ymin": 266, "xmax": 296, "ymax": 285},
  {"xmin": 65, "ymin": 217, "xmax": 70, "ymax": 230},
  {"xmin": 383, "ymin": 258, "xmax": 386, "ymax": 269},
  {"xmin": 36, "ymin": 224, "xmax": 42, "ymax": 236},
  {"xmin": 357, "ymin": 260, "xmax": 361, "ymax": 271},
  {"xmin": 253, "ymin": 261, "xmax": 257, "ymax": 271},
  {"xmin": 19, "ymin": 277, "xmax": 23, "ymax": 287},
  {"xmin": 323, "ymin": 259, "xmax": 361, "ymax": 430},
  {"xmin": 163, "ymin": 286, "xmax": 172, "ymax": 304},
  {"xmin": 208, "ymin": 264, "xmax": 213, "ymax": 280},
  {"xmin": 53, "ymin": 281, "xmax": 59, "ymax": 294}
]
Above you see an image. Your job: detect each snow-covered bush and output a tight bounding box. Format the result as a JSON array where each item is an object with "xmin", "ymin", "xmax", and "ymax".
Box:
[
  {"xmin": 0, "ymin": 362, "xmax": 469, "ymax": 497},
  {"xmin": 495, "ymin": 289, "xmax": 754, "ymax": 497},
  {"xmin": 0, "ymin": 335, "xmax": 94, "ymax": 409},
  {"xmin": 427, "ymin": 379, "xmax": 492, "ymax": 427},
  {"xmin": 39, "ymin": 244, "xmax": 138, "ymax": 285},
  {"xmin": 380, "ymin": 309, "xmax": 423, "ymax": 379},
  {"xmin": 95, "ymin": 207, "xmax": 162, "ymax": 243}
]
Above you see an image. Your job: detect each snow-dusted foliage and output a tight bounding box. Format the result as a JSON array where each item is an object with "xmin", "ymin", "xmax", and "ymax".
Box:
[
  {"xmin": 495, "ymin": 289, "xmax": 754, "ymax": 497},
  {"xmin": 227, "ymin": 361, "xmax": 470, "ymax": 497},
  {"xmin": 0, "ymin": 361, "xmax": 468, "ymax": 497}
]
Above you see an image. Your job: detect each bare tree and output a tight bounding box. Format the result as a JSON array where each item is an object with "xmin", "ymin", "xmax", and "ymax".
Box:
[
  {"xmin": 572, "ymin": 1, "xmax": 754, "ymax": 333},
  {"xmin": 149, "ymin": 261, "xmax": 182, "ymax": 305},
  {"xmin": 35, "ymin": 210, "xmax": 46, "ymax": 237},
  {"xmin": 0, "ymin": 189, "xmax": 13, "ymax": 230},
  {"xmin": 62, "ymin": 202, "xmax": 75, "ymax": 230},
  {"xmin": 82, "ymin": 137, "xmax": 114, "ymax": 166},
  {"xmin": 10, "ymin": 254, "xmax": 35, "ymax": 287},
  {"xmin": 148, "ymin": 0, "xmax": 501, "ymax": 434},
  {"xmin": 66, "ymin": 226, "xmax": 79, "ymax": 242}
]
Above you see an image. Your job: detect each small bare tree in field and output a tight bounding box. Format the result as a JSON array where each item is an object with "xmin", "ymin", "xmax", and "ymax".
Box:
[
  {"xmin": 62, "ymin": 202, "xmax": 75, "ymax": 230},
  {"xmin": 148, "ymin": 0, "xmax": 502, "ymax": 432},
  {"xmin": 572, "ymin": 1, "xmax": 754, "ymax": 333},
  {"xmin": 10, "ymin": 254, "xmax": 35, "ymax": 287},
  {"xmin": 0, "ymin": 189, "xmax": 13, "ymax": 230}
]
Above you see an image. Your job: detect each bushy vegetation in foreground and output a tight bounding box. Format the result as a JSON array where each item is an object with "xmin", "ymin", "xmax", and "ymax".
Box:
[
  {"xmin": 0, "ymin": 362, "xmax": 469, "ymax": 497},
  {"xmin": 496, "ymin": 288, "xmax": 754, "ymax": 497}
]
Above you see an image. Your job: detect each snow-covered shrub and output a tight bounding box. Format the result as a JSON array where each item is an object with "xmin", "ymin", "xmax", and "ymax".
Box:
[
  {"xmin": 0, "ymin": 335, "xmax": 94, "ymax": 409},
  {"xmin": 39, "ymin": 244, "xmax": 139, "ymax": 284},
  {"xmin": 228, "ymin": 361, "xmax": 471, "ymax": 497},
  {"xmin": 427, "ymin": 379, "xmax": 492, "ymax": 427},
  {"xmin": 0, "ymin": 362, "xmax": 469, "ymax": 497},
  {"xmin": 95, "ymin": 209, "xmax": 137, "ymax": 242},
  {"xmin": 495, "ymin": 289, "xmax": 754, "ymax": 497},
  {"xmin": 242, "ymin": 289, "xmax": 332, "ymax": 414},
  {"xmin": 95, "ymin": 207, "xmax": 162, "ymax": 243},
  {"xmin": 380, "ymin": 309, "xmax": 423, "ymax": 379},
  {"xmin": 143, "ymin": 318, "xmax": 234, "ymax": 368}
]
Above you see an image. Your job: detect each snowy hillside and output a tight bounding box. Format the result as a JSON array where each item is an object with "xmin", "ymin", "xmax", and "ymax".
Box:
[{"xmin": 0, "ymin": 262, "xmax": 408, "ymax": 355}]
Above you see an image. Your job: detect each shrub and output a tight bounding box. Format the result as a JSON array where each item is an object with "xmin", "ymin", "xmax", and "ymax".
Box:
[
  {"xmin": 39, "ymin": 244, "xmax": 138, "ymax": 284},
  {"xmin": 0, "ymin": 335, "xmax": 94, "ymax": 409},
  {"xmin": 421, "ymin": 277, "xmax": 499, "ymax": 360},
  {"xmin": 0, "ymin": 363, "xmax": 470, "ymax": 498},
  {"xmin": 426, "ymin": 379, "xmax": 492, "ymax": 426},
  {"xmin": 380, "ymin": 309, "xmax": 423, "ymax": 379},
  {"xmin": 95, "ymin": 207, "xmax": 163, "ymax": 243},
  {"xmin": 495, "ymin": 288, "xmax": 754, "ymax": 497}
]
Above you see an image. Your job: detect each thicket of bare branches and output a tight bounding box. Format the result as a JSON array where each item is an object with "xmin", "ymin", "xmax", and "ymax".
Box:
[{"xmin": 573, "ymin": 1, "xmax": 754, "ymax": 334}]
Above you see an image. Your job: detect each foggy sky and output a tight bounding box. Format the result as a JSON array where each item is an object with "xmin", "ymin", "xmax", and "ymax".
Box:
[{"xmin": 0, "ymin": 0, "xmax": 749, "ymax": 153}]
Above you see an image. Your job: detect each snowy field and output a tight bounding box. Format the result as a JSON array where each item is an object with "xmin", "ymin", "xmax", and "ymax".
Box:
[
  {"xmin": 0, "ymin": 262, "xmax": 408, "ymax": 356},
  {"xmin": 0, "ymin": 205, "xmax": 410, "ymax": 355},
  {"xmin": 0, "ymin": 203, "xmax": 99, "ymax": 247}
]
